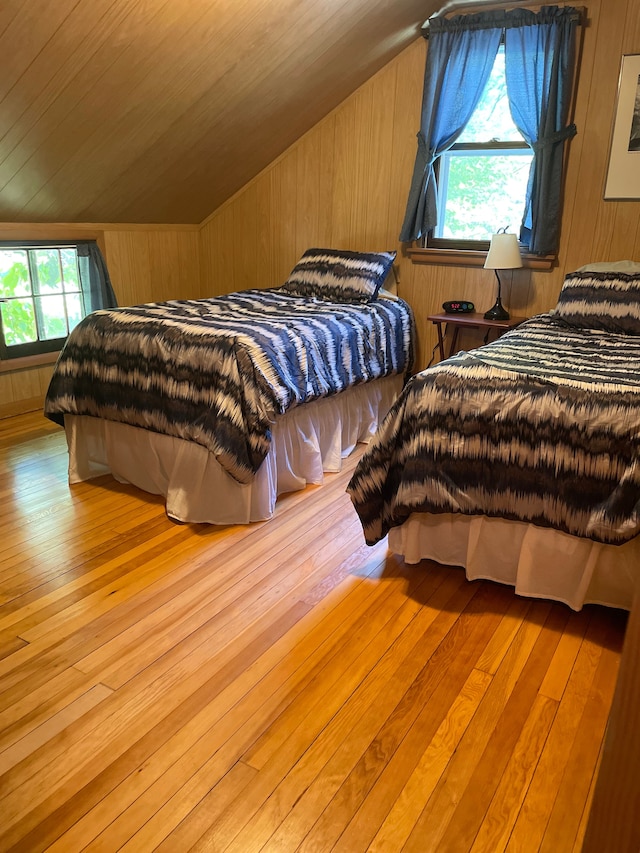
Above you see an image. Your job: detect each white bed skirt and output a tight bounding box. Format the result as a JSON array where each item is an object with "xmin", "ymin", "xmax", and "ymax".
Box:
[
  {"xmin": 64, "ymin": 374, "xmax": 403, "ymax": 526},
  {"xmin": 388, "ymin": 512, "xmax": 639, "ymax": 611}
]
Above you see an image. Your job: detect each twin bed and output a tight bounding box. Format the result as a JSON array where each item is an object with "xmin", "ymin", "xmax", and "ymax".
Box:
[
  {"xmin": 45, "ymin": 252, "xmax": 640, "ymax": 612},
  {"xmin": 45, "ymin": 248, "xmax": 414, "ymax": 525},
  {"xmin": 348, "ymin": 263, "xmax": 640, "ymax": 611}
]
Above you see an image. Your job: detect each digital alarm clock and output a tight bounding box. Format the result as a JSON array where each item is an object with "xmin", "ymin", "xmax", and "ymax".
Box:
[{"xmin": 442, "ymin": 300, "xmax": 475, "ymax": 314}]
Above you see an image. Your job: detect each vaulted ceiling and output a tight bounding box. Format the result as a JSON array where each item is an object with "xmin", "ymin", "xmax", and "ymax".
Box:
[{"xmin": 0, "ymin": 0, "xmax": 453, "ymax": 225}]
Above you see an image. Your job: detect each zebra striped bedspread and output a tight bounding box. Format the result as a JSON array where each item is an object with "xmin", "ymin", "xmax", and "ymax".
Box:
[
  {"xmin": 44, "ymin": 289, "xmax": 414, "ymax": 484},
  {"xmin": 347, "ymin": 314, "xmax": 640, "ymax": 546}
]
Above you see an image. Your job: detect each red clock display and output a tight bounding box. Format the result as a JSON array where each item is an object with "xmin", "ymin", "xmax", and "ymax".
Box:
[{"xmin": 442, "ymin": 300, "xmax": 475, "ymax": 314}]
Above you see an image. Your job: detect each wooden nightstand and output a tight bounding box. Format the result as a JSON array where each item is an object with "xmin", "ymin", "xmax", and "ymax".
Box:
[{"xmin": 427, "ymin": 312, "xmax": 528, "ymax": 362}]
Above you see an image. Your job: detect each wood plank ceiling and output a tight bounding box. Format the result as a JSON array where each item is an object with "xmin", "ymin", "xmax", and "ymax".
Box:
[{"xmin": 0, "ymin": 0, "xmax": 447, "ymax": 225}]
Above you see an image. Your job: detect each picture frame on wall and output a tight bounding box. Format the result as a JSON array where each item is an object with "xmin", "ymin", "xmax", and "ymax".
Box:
[{"xmin": 604, "ymin": 54, "xmax": 640, "ymax": 200}]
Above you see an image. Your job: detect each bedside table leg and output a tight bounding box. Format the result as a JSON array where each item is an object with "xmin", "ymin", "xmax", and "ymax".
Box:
[
  {"xmin": 448, "ymin": 327, "xmax": 460, "ymax": 358},
  {"xmin": 436, "ymin": 323, "xmax": 445, "ymax": 361}
]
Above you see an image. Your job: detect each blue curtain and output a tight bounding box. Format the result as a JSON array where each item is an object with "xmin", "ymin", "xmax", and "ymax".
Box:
[
  {"xmin": 77, "ymin": 242, "xmax": 118, "ymax": 312},
  {"xmin": 399, "ymin": 13, "xmax": 503, "ymax": 242},
  {"xmin": 400, "ymin": 6, "xmax": 580, "ymax": 254},
  {"xmin": 504, "ymin": 7, "xmax": 578, "ymax": 255}
]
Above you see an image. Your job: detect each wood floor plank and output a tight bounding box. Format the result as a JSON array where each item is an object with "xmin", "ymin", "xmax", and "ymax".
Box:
[
  {"xmin": 0, "ymin": 598, "xmax": 313, "ymax": 850},
  {"xmin": 0, "ymin": 666, "xmax": 107, "ymax": 754},
  {"xmin": 16, "ymin": 531, "xmax": 212, "ymax": 647},
  {"xmin": 153, "ymin": 760, "xmax": 259, "ymax": 852},
  {"xmin": 538, "ymin": 607, "xmax": 592, "ymax": 701},
  {"xmin": 0, "ymin": 544, "xmax": 397, "ymax": 850},
  {"xmin": 240, "ymin": 564, "xmax": 455, "ymax": 774},
  {"xmin": 36, "ymin": 548, "xmax": 400, "ymax": 844},
  {"xmin": 469, "ymin": 693, "xmax": 558, "ymax": 852},
  {"xmin": 0, "ymin": 411, "xmax": 629, "ymax": 853},
  {"xmin": 423, "ymin": 605, "xmax": 569, "ymax": 853},
  {"xmin": 0, "ymin": 486, "xmax": 161, "ymax": 565},
  {"xmin": 316, "ymin": 585, "xmax": 515, "ymax": 853},
  {"xmin": 0, "ymin": 635, "xmax": 27, "ymax": 661},
  {"xmin": 187, "ymin": 568, "xmax": 448, "ymax": 852},
  {"xmin": 0, "ymin": 505, "xmax": 169, "ymax": 599},
  {"xmin": 84, "ymin": 567, "xmax": 406, "ymax": 851},
  {"xmin": 505, "ymin": 609, "xmax": 610, "ymax": 852},
  {"xmin": 249, "ymin": 573, "xmax": 472, "ymax": 853},
  {"xmin": 475, "ymin": 596, "xmax": 532, "ymax": 676},
  {"xmin": 0, "ymin": 526, "xmax": 245, "ymax": 683},
  {"xmin": 0, "ymin": 512, "xmax": 170, "ymax": 597},
  {"xmin": 199, "ymin": 577, "xmax": 480, "ymax": 853},
  {"xmin": 538, "ymin": 611, "xmax": 625, "ymax": 853},
  {"xmin": 366, "ymin": 667, "xmax": 493, "ymax": 853},
  {"xmin": 400, "ymin": 599, "xmax": 554, "ymax": 853},
  {"xmin": 87, "ymin": 508, "xmax": 366, "ymax": 689},
  {"xmin": 89, "ymin": 578, "xmax": 430, "ymax": 852},
  {"xmin": 0, "ymin": 684, "xmax": 113, "ymax": 775},
  {"xmin": 0, "ymin": 522, "xmax": 191, "ymax": 636},
  {"xmin": 572, "ymin": 739, "xmax": 605, "ymax": 853}
]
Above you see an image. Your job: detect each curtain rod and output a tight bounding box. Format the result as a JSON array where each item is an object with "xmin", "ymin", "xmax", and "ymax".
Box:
[
  {"xmin": 422, "ymin": 3, "xmax": 585, "ymax": 35},
  {"xmin": 431, "ymin": 0, "xmax": 531, "ymax": 16}
]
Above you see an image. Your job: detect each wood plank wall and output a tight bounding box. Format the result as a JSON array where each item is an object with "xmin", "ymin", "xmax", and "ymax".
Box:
[
  {"xmin": 0, "ymin": 224, "xmax": 200, "ymax": 416},
  {"xmin": 199, "ymin": 0, "xmax": 640, "ymax": 370}
]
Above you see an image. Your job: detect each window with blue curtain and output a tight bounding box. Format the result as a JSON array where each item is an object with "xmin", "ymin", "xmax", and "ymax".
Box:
[
  {"xmin": 400, "ymin": 5, "xmax": 582, "ymax": 256},
  {"xmin": 0, "ymin": 240, "xmax": 118, "ymax": 360}
]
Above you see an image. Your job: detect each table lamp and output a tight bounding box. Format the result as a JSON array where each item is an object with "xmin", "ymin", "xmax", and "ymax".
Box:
[{"xmin": 483, "ymin": 230, "xmax": 522, "ymax": 320}]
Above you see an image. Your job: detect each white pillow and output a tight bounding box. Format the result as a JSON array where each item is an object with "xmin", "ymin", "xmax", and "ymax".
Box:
[{"xmin": 576, "ymin": 260, "xmax": 640, "ymax": 274}]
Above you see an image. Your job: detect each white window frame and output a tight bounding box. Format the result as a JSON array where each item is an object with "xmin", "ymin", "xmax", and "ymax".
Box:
[{"xmin": 432, "ymin": 142, "xmax": 533, "ymax": 244}]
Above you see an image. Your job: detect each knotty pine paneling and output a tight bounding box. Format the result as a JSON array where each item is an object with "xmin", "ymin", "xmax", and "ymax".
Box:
[
  {"xmin": 103, "ymin": 228, "xmax": 200, "ymax": 307},
  {"xmin": 0, "ymin": 223, "xmax": 199, "ymax": 416},
  {"xmin": 200, "ymin": 0, "xmax": 640, "ymax": 370}
]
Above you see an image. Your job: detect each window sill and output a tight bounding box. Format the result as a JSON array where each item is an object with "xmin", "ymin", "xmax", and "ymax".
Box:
[
  {"xmin": 0, "ymin": 351, "xmax": 61, "ymax": 373},
  {"xmin": 406, "ymin": 247, "xmax": 556, "ymax": 271}
]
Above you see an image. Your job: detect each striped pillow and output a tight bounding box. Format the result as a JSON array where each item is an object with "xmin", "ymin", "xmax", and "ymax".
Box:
[
  {"xmin": 551, "ymin": 270, "xmax": 640, "ymax": 334},
  {"xmin": 280, "ymin": 248, "xmax": 396, "ymax": 303}
]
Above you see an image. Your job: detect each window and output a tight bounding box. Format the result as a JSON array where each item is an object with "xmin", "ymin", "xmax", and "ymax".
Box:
[
  {"xmin": 430, "ymin": 47, "xmax": 533, "ymax": 247},
  {"xmin": 0, "ymin": 245, "xmax": 87, "ymax": 359},
  {"xmin": 400, "ymin": 7, "xmax": 582, "ymax": 258}
]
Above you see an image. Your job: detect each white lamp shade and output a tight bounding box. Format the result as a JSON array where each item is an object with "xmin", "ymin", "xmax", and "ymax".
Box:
[{"xmin": 484, "ymin": 232, "xmax": 523, "ymax": 270}]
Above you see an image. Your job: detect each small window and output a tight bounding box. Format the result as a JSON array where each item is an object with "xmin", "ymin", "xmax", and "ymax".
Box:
[
  {"xmin": 0, "ymin": 245, "xmax": 87, "ymax": 359},
  {"xmin": 428, "ymin": 46, "xmax": 533, "ymax": 248}
]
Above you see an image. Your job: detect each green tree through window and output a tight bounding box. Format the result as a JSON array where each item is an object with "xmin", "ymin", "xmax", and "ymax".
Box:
[
  {"xmin": 0, "ymin": 246, "xmax": 86, "ymax": 357},
  {"xmin": 431, "ymin": 46, "xmax": 533, "ymax": 244}
]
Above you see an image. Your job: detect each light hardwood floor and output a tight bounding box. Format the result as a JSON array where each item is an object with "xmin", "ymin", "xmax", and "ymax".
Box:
[{"xmin": 0, "ymin": 411, "xmax": 628, "ymax": 852}]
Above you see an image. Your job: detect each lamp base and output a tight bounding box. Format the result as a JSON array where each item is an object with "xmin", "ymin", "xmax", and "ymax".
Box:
[{"xmin": 484, "ymin": 298, "xmax": 510, "ymax": 321}]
